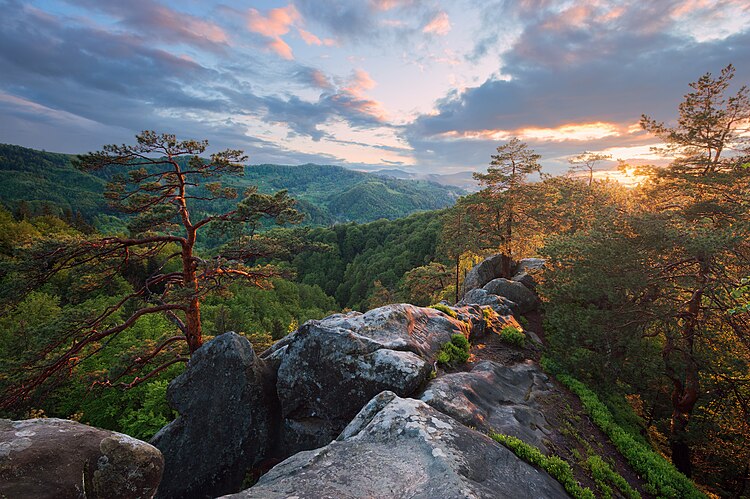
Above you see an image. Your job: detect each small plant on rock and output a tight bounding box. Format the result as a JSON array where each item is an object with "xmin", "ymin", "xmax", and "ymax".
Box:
[
  {"xmin": 436, "ymin": 334, "xmax": 470, "ymax": 366},
  {"xmin": 499, "ymin": 325, "xmax": 526, "ymax": 347},
  {"xmin": 430, "ymin": 303, "xmax": 458, "ymax": 318}
]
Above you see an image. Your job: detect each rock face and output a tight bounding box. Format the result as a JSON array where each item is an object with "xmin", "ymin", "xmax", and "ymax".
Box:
[
  {"xmin": 462, "ymin": 253, "xmax": 508, "ymax": 294},
  {"xmin": 512, "ymin": 258, "xmax": 546, "ymax": 290},
  {"xmin": 151, "ymin": 332, "xmax": 278, "ymax": 499},
  {"xmin": 273, "ymin": 304, "xmax": 469, "ymax": 454},
  {"xmin": 223, "ymin": 391, "xmax": 569, "ymax": 499},
  {"xmin": 0, "ymin": 418, "xmax": 163, "ymax": 499},
  {"xmin": 421, "ymin": 360, "xmax": 554, "ymax": 453},
  {"xmin": 458, "ymin": 287, "xmax": 517, "ymax": 316},
  {"xmin": 483, "ymin": 278, "xmax": 541, "ymax": 314}
]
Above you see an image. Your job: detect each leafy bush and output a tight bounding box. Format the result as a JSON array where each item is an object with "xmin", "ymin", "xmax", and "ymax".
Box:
[
  {"xmin": 430, "ymin": 303, "xmax": 457, "ymax": 318},
  {"xmin": 436, "ymin": 334, "xmax": 470, "ymax": 366},
  {"xmin": 490, "ymin": 432, "xmax": 595, "ymax": 499},
  {"xmin": 541, "ymin": 358, "xmax": 705, "ymax": 499},
  {"xmin": 499, "ymin": 325, "xmax": 526, "ymax": 347},
  {"xmin": 586, "ymin": 455, "xmax": 641, "ymax": 499}
]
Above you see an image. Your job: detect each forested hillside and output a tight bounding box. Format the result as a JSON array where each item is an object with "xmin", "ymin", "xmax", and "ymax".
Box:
[{"xmin": 0, "ymin": 144, "xmax": 462, "ymax": 226}]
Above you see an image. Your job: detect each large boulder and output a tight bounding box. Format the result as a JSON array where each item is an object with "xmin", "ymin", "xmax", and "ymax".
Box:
[
  {"xmin": 458, "ymin": 287, "xmax": 517, "ymax": 316},
  {"xmin": 151, "ymin": 332, "xmax": 279, "ymax": 499},
  {"xmin": 421, "ymin": 360, "xmax": 554, "ymax": 453},
  {"xmin": 274, "ymin": 304, "xmax": 471, "ymax": 454},
  {"xmin": 483, "ymin": 278, "xmax": 541, "ymax": 314},
  {"xmin": 223, "ymin": 391, "xmax": 568, "ymax": 499},
  {"xmin": 462, "ymin": 253, "xmax": 509, "ymax": 294},
  {"xmin": 0, "ymin": 418, "xmax": 163, "ymax": 499}
]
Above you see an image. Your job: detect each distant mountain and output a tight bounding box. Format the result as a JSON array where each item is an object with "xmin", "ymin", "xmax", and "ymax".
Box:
[
  {"xmin": 372, "ymin": 168, "xmax": 479, "ymax": 191},
  {"xmin": 0, "ymin": 144, "xmax": 465, "ymax": 226}
]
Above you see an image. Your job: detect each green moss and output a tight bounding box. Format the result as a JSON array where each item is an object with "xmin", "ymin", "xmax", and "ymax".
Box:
[
  {"xmin": 490, "ymin": 432, "xmax": 595, "ymax": 499},
  {"xmin": 436, "ymin": 333, "xmax": 470, "ymax": 366},
  {"xmin": 430, "ymin": 303, "xmax": 458, "ymax": 318},
  {"xmin": 541, "ymin": 357, "xmax": 705, "ymax": 499},
  {"xmin": 499, "ymin": 325, "xmax": 526, "ymax": 347}
]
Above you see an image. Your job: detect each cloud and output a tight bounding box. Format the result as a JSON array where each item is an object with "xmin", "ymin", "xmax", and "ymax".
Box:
[
  {"xmin": 402, "ymin": 1, "xmax": 750, "ymax": 173},
  {"xmin": 66, "ymin": 0, "xmax": 229, "ymax": 51},
  {"xmin": 423, "ymin": 11, "xmax": 451, "ymax": 35}
]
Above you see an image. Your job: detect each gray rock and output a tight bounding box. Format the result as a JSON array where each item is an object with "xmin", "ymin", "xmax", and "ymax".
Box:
[
  {"xmin": 512, "ymin": 259, "xmax": 546, "ymax": 290},
  {"xmin": 514, "ymin": 258, "xmax": 546, "ymax": 275},
  {"xmin": 275, "ymin": 304, "xmax": 469, "ymax": 454},
  {"xmin": 222, "ymin": 391, "xmax": 569, "ymax": 499},
  {"xmin": 483, "ymin": 278, "xmax": 541, "ymax": 314},
  {"xmin": 512, "ymin": 271, "xmax": 537, "ymax": 290},
  {"xmin": 0, "ymin": 418, "xmax": 163, "ymax": 499},
  {"xmin": 462, "ymin": 253, "xmax": 509, "ymax": 294},
  {"xmin": 458, "ymin": 287, "xmax": 517, "ymax": 316},
  {"xmin": 421, "ymin": 360, "xmax": 554, "ymax": 453},
  {"xmin": 151, "ymin": 332, "xmax": 278, "ymax": 499}
]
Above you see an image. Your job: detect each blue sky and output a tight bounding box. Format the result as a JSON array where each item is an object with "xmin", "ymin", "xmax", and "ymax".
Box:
[{"xmin": 1, "ymin": 0, "xmax": 749, "ymax": 177}]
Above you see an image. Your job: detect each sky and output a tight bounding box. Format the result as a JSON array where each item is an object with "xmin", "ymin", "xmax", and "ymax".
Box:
[{"xmin": 1, "ymin": 0, "xmax": 750, "ymax": 178}]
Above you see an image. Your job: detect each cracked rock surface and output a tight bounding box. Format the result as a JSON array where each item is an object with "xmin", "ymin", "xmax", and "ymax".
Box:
[
  {"xmin": 421, "ymin": 360, "xmax": 554, "ymax": 453},
  {"xmin": 222, "ymin": 391, "xmax": 568, "ymax": 499}
]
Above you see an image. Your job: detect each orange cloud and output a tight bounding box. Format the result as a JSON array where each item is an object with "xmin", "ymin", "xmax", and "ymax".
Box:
[
  {"xmin": 439, "ymin": 122, "xmax": 622, "ymax": 142},
  {"xmin": 334, "ymin": 69, "xmax": 388, "ymax": 122},
  {"xmin": 423, "ymin": 11, "xmax": 451, "ymax": 35}
]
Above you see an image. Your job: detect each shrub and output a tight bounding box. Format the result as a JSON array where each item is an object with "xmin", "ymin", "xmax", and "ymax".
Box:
[
  {"xmin": 490, "ymin": 432, "xmax": 595, "ymax": 499},
  {"xmin": 499, "ymin": 325, "xmax": 526, "ymax": 347},
  {"xmin": 436, "ymin": 333, "xmax": 470, "ymax": 366},
  {"xmin": 541, "ymin": 357, "xmax": 705, "ymax": 499},
  {"xmin": 430, "ymin": 303, "xmax": 458, "ymax": 318},
  {"xmin": 586, "ymin": 455, "xmax": 641, "ymax": 499}
]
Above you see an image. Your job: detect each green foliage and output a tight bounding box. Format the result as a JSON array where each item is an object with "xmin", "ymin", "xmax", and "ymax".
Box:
[
  {"xmin": 436, "ymin": 334, "xmax": 470, "ymax": 366},
  {"xmin": 498, "ymin": 325, "xmax": 526, "ymax": 347},
  {"xmin": 240, "ymin": 163, "xmax": 463, "ymax": 224},
  {"xmin": 586, "ymin": 455, "xmax": 641, "ymax": 499},
  {"xmin": 489, "ymin": 432, "xmax": 595, "ymax": 499},
  {"xmin": 430, "ymin": 303, "xmax": 457, "ymax": 318},
  {"xmin": 542, "ymin": 359, "xmax": 705, "ymax": 499},
  {"xmin": 292, "ymin": 211, "xmax": 445, "ymax": 309},
  {"xmin": 729, "ymin": 277, "xmax": 750, "ymax": 314}
]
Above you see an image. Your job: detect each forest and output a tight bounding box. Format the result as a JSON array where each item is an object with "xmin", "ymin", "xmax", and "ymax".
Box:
[{"xmin": 0, "ymin": 66, "xmax": 748, "ymax": 497}]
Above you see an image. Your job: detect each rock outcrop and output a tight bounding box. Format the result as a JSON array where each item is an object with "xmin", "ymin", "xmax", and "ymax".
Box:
[
  {"xmin": 462, "ymin": 253, "xmax": 508, "ymax": 293},
  {"xmin": 483, "ymin": 278, "xmax": 541, "ymax": 314},
  {"xmin": 457, "ymin": 288, "xmax": 518, "ymax": 316},
  {"xmin": 271, "ymin": 304, "xmax": 471, "ymax": 454},
  {"xmin": 0, "ymin": 418, "xmax": 163, "ymax": 499},
  {"xmin": 151, "ymin": 332, "xmax": 279, "ymax": 499},
  {"xmin": 222, "ymin": 391, "xmax": 569, "ymax": 499},
  {"xmin": 421, "ymin": 360, "xmax": 554, "ymax": 453}
]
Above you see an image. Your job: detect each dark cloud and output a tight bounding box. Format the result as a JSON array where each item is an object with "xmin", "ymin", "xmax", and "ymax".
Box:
[
  {"xmin": 404, "ymin": 0, "xmax": 750, "ymax": 173},
  {"xmin": 0, "ymin": 0, "xmax": 389, "ymax": 159},
  {"xmin": 65, "ymin": 0, "xmax": 230, "ymax": 52}
]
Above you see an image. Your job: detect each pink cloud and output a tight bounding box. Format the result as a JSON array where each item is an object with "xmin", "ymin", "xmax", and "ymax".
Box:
[
  {"xmin": 268, "ymin": 37, "xmax": 294, "ymax": 60},
  {"xmin": 298, "ymin": 28, "xmax": 322, "ymax": 45},
  {"xmin": 423, "ymin": 11, "xmax": 451, "ymax": 35},
  {"xmin": 370, "ymin": 0, "xmax": 406, "ymax": 11},
  {"xmin": 247, "ymin": 4, "xmax": 332, "ymax": 59},
  {"xmin": 247, "ymin": 5, "xmax": 299, "ymax": 37}
]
